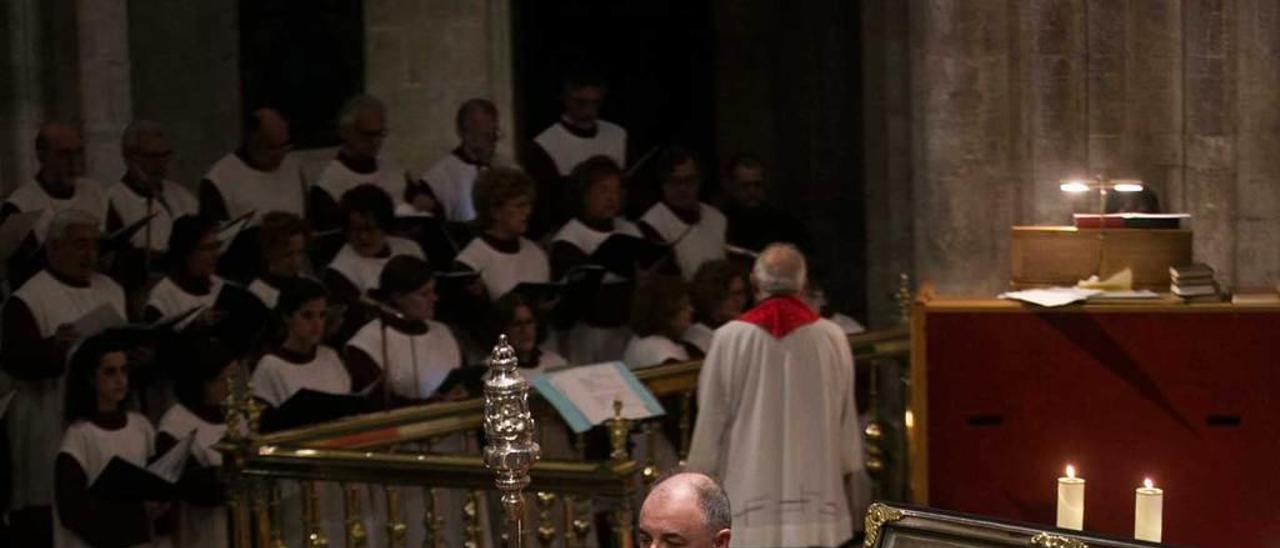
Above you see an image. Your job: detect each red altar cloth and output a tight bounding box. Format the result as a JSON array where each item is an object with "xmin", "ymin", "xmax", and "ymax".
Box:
[{"xmin": 914, "ymin": 299, "xmax": 1280, "ymax": 547}]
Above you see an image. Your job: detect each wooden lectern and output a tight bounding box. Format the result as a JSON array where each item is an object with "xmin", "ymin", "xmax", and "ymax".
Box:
[{"xmin": 1010, "ymin": 226, "xmax": 1191, "ymax": 289}]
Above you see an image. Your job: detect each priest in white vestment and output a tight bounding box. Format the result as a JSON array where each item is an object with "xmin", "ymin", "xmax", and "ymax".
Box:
[{"xmin": 686, "ymin": 244, "xmax": 867, "ymax": 548}]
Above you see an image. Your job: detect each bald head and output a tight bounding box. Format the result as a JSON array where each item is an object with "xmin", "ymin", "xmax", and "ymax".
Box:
[
  {"xmin": 751, "ymin": 243, "xmax": 807, "ymax": 298},
  {"xmin": 244, "ymin": 108, "xmax": 291, "ymax": 170},
  {"xmin": 639, "ymin": 472, "xmax": 731, "ymax": 548},
  {"xmin": 35, "ymin": 122, "xmax": 85, "ymax": 183}
]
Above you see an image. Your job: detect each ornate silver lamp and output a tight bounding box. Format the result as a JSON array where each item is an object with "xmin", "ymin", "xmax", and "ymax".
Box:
[{"xmin": 482, "ymin": 335, "xmax": 542, "ymax": 546}]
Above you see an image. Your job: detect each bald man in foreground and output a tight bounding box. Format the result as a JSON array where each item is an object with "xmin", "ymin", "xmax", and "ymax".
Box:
[
  {"xmin": 638, "ymin": 471, "xmax": 732, "ymax": 548},
  {"xmin": 687, "ymin": 243, "xmax": 867, "ymax": 547}
]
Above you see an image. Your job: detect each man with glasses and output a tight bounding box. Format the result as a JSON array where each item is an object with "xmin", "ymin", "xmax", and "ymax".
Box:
[
  {"xmin": 418, "ymin": 98, "xmax": 508, "ymax": 223},
  {"xmin": 638, "ymin": 146, "xmax": 726, "ymax": 280},
  {"xmin": 310, "ymin": 94, "xmax": 411, "ymax": 233},
  {"xmin": 199, "ymin": 107, "xmax": 305, "ymax": 223},
  {"xmin": 717, "ymin": 153, "xmax": 812, "ymax": 255},
  {"xmin": 1, "ymin": 123, "xmax": 109, "ymax": 286}
]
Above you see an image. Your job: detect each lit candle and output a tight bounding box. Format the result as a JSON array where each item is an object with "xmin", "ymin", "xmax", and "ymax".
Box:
[
  {"xmin": 1056, "ymin": 465, "xmax": 1085, "ymax": 530},
  {"xmin": 1134, "ymin": 478, "xmax": 1163, "ymax": 542}
]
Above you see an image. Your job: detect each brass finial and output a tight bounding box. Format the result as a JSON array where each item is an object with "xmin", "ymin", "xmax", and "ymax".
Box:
[{"xmin": 608, "ymin": 399, "xmax": 631, "ymax": 464}]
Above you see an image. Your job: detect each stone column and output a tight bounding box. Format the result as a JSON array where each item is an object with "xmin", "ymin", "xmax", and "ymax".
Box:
[
  {"xmin": 1232, "ymin": 0, "xmax": 1280, "ymax": 287},
  {"xmin": 76, "ymin": 0, "xmax": 131, "ymax": 181},
  {"xmin": 909, "ymin": 0, "xmax": 1018, "ymax": 296}
]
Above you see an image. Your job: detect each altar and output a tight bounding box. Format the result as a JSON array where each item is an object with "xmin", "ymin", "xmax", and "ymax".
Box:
[{"xmin": 911, "ymin": 297, "xmax": 1280, "ymax": 547}]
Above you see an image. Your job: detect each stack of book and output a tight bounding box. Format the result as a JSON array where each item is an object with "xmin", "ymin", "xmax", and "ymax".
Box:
[{"xmin": 1170, "ymin": 263, "xmax": 1223, "ymax": 302}]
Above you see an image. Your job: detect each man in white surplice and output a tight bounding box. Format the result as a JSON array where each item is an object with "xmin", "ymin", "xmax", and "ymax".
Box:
[{"xmin": 686, "ymin": 243, "xmax": 868, "ymax": 547}]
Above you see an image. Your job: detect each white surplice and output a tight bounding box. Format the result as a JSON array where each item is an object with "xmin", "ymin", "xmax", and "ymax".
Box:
[{"xmin": 686, "ymin": 308, "xmax": 866, "ymax": 547}]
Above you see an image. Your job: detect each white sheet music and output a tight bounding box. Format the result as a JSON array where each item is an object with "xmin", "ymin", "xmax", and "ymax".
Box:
[
  {"xmin": 548, "ymin": 363, "xmax": 658, "ymax": 425},
  {"xmin": 70, "ymin": 303, "xmax": 127, "ymax": 337},
  {"xmin": 147, "ymin": 431, "xmax": 195, "ymax": 483}
]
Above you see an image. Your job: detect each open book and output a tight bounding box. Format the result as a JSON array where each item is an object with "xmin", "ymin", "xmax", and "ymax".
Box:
[
  {"xmin": 528, "ymin": 362, "xmax": 665, "ymax": 434},
  {"xmin": 88, "ymin": 433, "xmax": 195, "ymax": 502}
]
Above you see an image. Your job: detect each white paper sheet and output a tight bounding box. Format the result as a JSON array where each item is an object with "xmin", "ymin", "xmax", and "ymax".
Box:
[
  {"xmin": 147, "ymin": 431, "xmax": 194, "ymax": 483},
  {"xmin": 999, "ymin": 287, "xmax": 1102, "ymax": 307},
  {"xmin": 548, "ymin": 363, "xmax": 660, "ymax": 425}
]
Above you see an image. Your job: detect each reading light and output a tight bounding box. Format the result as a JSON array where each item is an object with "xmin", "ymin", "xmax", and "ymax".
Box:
[
  {"xmin": 1059, "ymin": 181, "xmax": 1091, "ymax": 193},
  {"xmin": 1113, "ymin": 181, "xmax": 1144, "ymax": 193}
]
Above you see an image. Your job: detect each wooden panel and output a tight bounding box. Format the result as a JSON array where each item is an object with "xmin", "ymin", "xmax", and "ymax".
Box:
[{"xmin": 1010, "ymin": 226, "xmax": 1192, "ymax": 288}]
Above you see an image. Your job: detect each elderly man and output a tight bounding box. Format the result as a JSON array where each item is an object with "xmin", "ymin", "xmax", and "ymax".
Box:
[
  {"xmin": 419, "ymin": 98, "xmax": 507, "ymax": 222},
  {"xmin": 2, "ymin": 209, "xmax": 127, "ymax": 547},
  {"xmin": 687, "ymin": 243, "xmax": 866, "ymax": 547},
  {"xmin": 2, "ymin": 123, "xmax": 110, "ymax": 285},
  {"xmin": 638, "ymin": 147, "xmax": 727, "ymax": 280},
  {"xmin": 638, "ymin": 470, "xmax": 732, "ymax": 548},
  {"xmin": 200, "ymin": 107, "xmax": 305, "ymax": 222},
  {"xmin": 718, "ymin": 153, "xmax": 812, "ymax": 254},
  {"xmin": 310, "ymin": 94, "xmax": 410, "ymax": 232},
  {"xmin": 105, "ymin": 121, "xmax": 199, "ymax": 306}
]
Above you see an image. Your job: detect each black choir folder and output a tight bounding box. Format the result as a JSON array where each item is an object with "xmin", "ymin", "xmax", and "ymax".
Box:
[
  {"xmin": 261, "ymin": 389, "xmax": 372, "ymax": 433},
  {"xmin": 510, "ymin": 264, "xmax": 606, "ymax": 303},
  {"xmin": 435, "ymin": 366, "xmax": 488, "ymax": 396},
  {"xmin": 89, "ymin": 433, "xmax": 194, "ymax": 502},
  {"xmin": 589, "ymin": 234, "xmax": 670, "ymax": 277}
]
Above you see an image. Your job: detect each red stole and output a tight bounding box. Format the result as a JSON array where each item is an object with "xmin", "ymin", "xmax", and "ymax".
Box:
[{"xmin": 738, "ymin": 295, "xmax": 819, "ymax": 338}]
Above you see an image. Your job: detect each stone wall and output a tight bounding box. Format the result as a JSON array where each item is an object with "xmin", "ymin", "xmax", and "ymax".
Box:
[
  {"xmin": 364, "ymin": 0, "xmax": 515, "ymax": 175},
  {"xmin": 862, "ymin": 0, "xmax": 1280, "ymax": 321}
]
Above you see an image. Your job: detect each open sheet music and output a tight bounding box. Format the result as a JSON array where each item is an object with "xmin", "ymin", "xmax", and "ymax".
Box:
[{"xmin": 528, "ymin": 362, "xmax": 665, "ymax": 433}]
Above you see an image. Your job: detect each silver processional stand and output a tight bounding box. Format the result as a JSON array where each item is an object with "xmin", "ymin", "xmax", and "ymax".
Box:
[{"xmin": 482, "ymin": 335, "xmax": 541, "ymax": 548}]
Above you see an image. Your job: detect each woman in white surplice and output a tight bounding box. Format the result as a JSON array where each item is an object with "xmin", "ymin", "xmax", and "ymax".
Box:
[{"xmin": 344, "ymin": 254, "xmax": 493, "ymax": 547}]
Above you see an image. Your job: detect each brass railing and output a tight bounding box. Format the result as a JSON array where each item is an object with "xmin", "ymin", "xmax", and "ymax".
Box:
[{"xmin": 218, "ymin": 319, "xmax": 912, "ymax": 547}]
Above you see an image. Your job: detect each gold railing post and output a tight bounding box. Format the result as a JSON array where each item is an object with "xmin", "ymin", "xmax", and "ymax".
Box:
[
  {"xmin": 463, "ymin": 490, "xmax": 483, "ymax": 548},
  {"xmin": 269, "ymin": 482, "xmax": 287, "ymax": 548},
  {"xmin": 222, "ymin": 363, "xmax": 258, "ymax": 548},
  {"xmin": 303, "ymin": 481, "xmax": 329, "ymax": 547},
  {"xmin": 253, "ymin": 480, "xmax": 271, "ymax": 547},
  {"xmin": 385, "ymin": 485, "xmax": 408, "ymax": 548},
  {"xmin": 641, "ymin": 422, "xmax": 659, "ymax": 487},
  {"xmin": 535, "ymin": 491, "xmax": 558, "ymax": 547},
  {"xmin": 344, "ymin": 483, "xmax": 368, "ymax": 547},
  {"xmin": 608, "ymin": 400, "xmax": 635, "ymax": 547},
  {"xmin": 482, "ymin": 335, "xmax": 541, "ymax": 547}
]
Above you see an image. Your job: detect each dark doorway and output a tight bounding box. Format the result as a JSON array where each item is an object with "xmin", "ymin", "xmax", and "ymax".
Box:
[
  {"xmin": 239, "ymin": 0, "xmax": 364, "ymax": 149},
  {"xmin": 511, "ymin": 0, "xmax": 718, "ymax": 208}
]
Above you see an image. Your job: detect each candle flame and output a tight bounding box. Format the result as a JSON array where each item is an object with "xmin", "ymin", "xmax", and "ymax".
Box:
[
  {"xmin": 1144, "ymin": 478, "xmax": 1154, "ymax": 489},
  {"xmin": 1066, "ymin": 465, "xmax": 1076, "ymax": 479}
]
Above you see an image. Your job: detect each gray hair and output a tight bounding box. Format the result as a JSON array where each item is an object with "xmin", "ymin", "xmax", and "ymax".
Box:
[
  {"xmin": 337, "ymin": 94, "xmax": 386, "ymax": 130},
  {"xmin": 46, "ymin": 208, "xmax": 101, "ymax": 242},
  {"xmin": 751, "ymin": 243, "xmax": 807, "ymax": 296},
  {"xmin": 649, "ymin": 469, "xmax": 732, "ymax": 534},
  {"xmin": 121, "ymin": 120, "xmax": 166, "ymax": 154}
]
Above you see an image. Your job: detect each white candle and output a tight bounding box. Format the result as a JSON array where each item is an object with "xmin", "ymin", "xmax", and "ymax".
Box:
[
  {"xmin": 1056, "ymin": 465, "xmax": 1085, "ymax": 530},
  {"xmin": 1134, "ymin": 478, "xmax": 1163, "ymax": 542}
]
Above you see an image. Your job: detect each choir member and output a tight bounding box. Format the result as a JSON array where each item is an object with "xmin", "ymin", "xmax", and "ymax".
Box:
[
  {"xmin": 199, "ymin": 108, "xmax": 305, "ymax": 222},
  {"xmin": 807, "ymin": 285, "xmax": 865, "ymax": 336},
  {"xmin": 54, "ymin": 334, "xmax": 169, "ymax": 548},
  {"xmin": 2, "ymin": 209, "xmax": 126, "ymax": 547},
  {"xmin": 490, "ymin": 293, "xmax": 568, "ymax": 373},
  {"xmin": 684, "ymin": 260, "xmax": 749, "ymax": 354},
  {"xmin": 155, "ymin": 338, "xmax": 232, "ymax": 548},
  {"xmin": 144, "ymin": 215, "xmax": 224, "ymax": 323},
  {"xmin": 420, "ymin": 98, "xmax": 505, "ymax": 222},
  {"xmin": 716, "ymin": 153, "xmax": 812, "ymax": 254},
  {"xmin": 549, "ymin": 156, "xmax": 643, "ymax": 364},
  {"xmin": 454, "ymin": 167, "xmax": 549, "ymax": 299},
  {"xmin": 105, "ymin": 121, "xmax": 199, "ymax": 316},
  {"xmin": 251, "ymin": 279, "xmax": 377, "ymax": 545},
  {"xmin": 687, "ymin": 244, "xmax": 868, "ymax": 547},
  {"xmin": 622, "ymin": 275, "xmax": 699, "ymax": 370},
  {"xmin": 251, "ymin": 278, "xmax": 375, "ymax": 407},
  {"xmin": 525, "ymin": 73, "xmax": 628, "ymax": 236},
  {"xmin": 638, "ymin": 147, "xmax": 727, "ymax": 280},
  {"xmin": 2, "ymin": 123, "xmax": 109, "ymax": 286},
  {"xmin": 309, "ymin": 95, "xmax": 410, "ymax": 232},
  {"xmin": 248, "ymin": 211, "xmax": 311, "ymax": 310},
  {"xmin": 345, "ymin": 255, "xmax": 465, "ymax": 405},
  {"xmin": 324, "ymin": 184, "xmax": 425, "ymax": 301}
]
